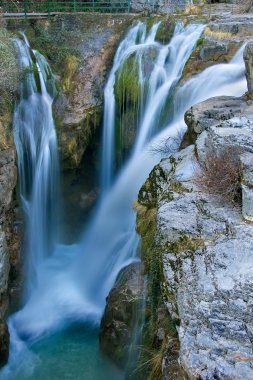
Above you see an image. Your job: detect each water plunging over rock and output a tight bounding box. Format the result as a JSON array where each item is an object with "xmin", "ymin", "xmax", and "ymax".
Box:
[
  {"xmin": 13, "ymin": 35, "xmax": 59, "ymax": 296},
  {"xmin": 0, "ymin": 13, "xmax": 249, "ymax": 379}
]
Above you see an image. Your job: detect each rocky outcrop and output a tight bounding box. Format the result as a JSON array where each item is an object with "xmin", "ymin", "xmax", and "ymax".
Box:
[
  {"xmin": 0, "ymin": 113, "xmax": 20, "ymax": 366},
  {"xmin": 99, "ymin": 263, "xmax": 145, "ymax": 367},
  {"xmin": 183, "ymin": 13, "xmax": 253, "ymax": 81},
  {"xmin": 136, "ymin": 98, "xmax": 253, "ymax": 380},
  {"xmin": 131, "ymin": 0, "xmax": 186, "ymax": 13},
  {"xmin": 135, "ymin": 92, "xmax": 253, "ymax": 379},
  {"xmin": 244, "ymin": 43, "xmax": 253, "ymax": 98},
  {"xmin": 135, "ymin": 38, "xmax": 253, "ymax": 378},
  {"xmin": 240, "ymin": 152, "xmax": 253, "ymax": 221},
  {"xmin": 15, "ymin": 14, "xmax": 135, "ymax": 169},
  {"xmin": 50, "ymin": 14, "xmax": 135, "ymax": 168}
]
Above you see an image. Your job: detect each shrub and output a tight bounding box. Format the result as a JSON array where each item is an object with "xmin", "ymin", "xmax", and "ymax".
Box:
[
  {"xmin": 204, "ymin": 27, "xmax": 232, "ymax": 40},
  {"xmin": 184, "ymin": 3, "xmax": 203, "ymax": 15},
  {"xmin": 194, "ymin": 145, "xmax": 242, "ymax": 204}
]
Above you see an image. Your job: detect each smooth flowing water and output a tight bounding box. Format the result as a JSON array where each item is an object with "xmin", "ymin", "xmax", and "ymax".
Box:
[
  {"xmin": 1, "ymin": 23, "xmax": 247, "ymax": 380},
  {"xmin": 13, "ymin": 35, "xmax": 59, "ymax": 297}
]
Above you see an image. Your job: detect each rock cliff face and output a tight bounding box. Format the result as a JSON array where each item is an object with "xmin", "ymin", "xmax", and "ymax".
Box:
[
  {"xmin": 244, "ymin": 43, "xmax": 253, "ymax": 98},
  {"xmin": 183, "ymin": 13, "xmax": 253, "ymax": 81},
  {"xmin": 131, "ymin": 0, "xmax": 186, "ymax": 13},
  {"xmin": 0, "ymin": 111, "xmax": 20, "ymax": 366},
  {"xmin": 53, "ymin": 14, "xmax": 135, "ymax": 168},
  {"xmin": 135, "ymin": 72, "xmax": 253, "ymax": 378},
  {"xmin": 21, "ymin": 14, "xmax": 135, "ymax": 169},
  {"xmin": 0, "ymin": 23, "xmax": 21, "ymax": 366}
]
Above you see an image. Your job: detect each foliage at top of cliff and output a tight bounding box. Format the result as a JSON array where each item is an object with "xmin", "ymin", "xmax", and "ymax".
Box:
[
  {"xmin": 24, "ymin": 17, "xmax": 83, "ymax": 77},
  {"xmin": 0, "ymin": 20, "xmax": 19, "ymax": 110}
]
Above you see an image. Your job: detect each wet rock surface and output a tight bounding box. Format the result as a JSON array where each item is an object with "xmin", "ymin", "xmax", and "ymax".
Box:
[
  {"xmin": 0, "ymin": 112, "xmax": 20, "ymax": 366},
  {"xmin": 99, "ymin": 263, "xmax": 145, "ymax": 367},
  {"xmin": 52, "ymin": 14, "xmax": 135, "ymax": 168},
  {"xmin": 0, "ymin": 146, "xmax": 19, "ymax": 309},
  {"xmin": 0, "ymin": 318, "xmax": 9, "ymax": 367}
]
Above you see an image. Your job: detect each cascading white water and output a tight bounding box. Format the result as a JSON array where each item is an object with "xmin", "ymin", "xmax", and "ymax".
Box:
[
  {"xmin": 1, "ymin": 22, "xmax": 247, "ymax": 380},
  {"xmin": 101, "ymin": 21, "xmax": 159, "ymax": 193},
  {"xmin": 101, "ymin": 22, "xmax": 204, "ymax": 193},
  {"xmin": 13, "ymin": 35, "xmax": 59, "ymax": 296}
]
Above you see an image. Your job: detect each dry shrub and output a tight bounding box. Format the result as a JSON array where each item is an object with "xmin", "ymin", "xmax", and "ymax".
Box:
[
  {"xmin": 184, "ymin": 3, "xmax": 202, "ymax": 15},
  {"xmin": 204, "ymin": 27, "xmax": 232, "ymax": 40},
  {"xmin": 194, "ymin": 145, "xmax": 242, "ymax": 204}
]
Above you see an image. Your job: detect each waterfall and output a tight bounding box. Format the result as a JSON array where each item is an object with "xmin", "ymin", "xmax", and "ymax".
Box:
[
  {"xmin": 13, "ymin": 35, "xmax": 59, "ymax": 297},
  {"xmin": 101, "ymin": 21, "xmax": 158, "ymax": 193},
  {"xmin": 101, "ymin": 22, "xmax": 204, "ymax": 193},
  {"xmin": 0, "ymin": 22, "xmax": 247, "ymax": 379}
]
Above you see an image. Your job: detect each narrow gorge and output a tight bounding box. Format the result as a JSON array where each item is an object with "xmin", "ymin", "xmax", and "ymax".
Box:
[{"xmin": 0, "ymin": 1, "xmax": 252, "ymax": 379}]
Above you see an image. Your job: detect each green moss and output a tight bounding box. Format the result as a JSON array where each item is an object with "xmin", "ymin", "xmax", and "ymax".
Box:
[
  {"xmin": 25, "ymin": 19, "xmax": 82, "ymax": 78},
  {"xmin": 167, "ymin": 236, "xmax": 205, "ymax": 254},
  {"xmin": 115, "ymin": 55, "xmax": 140, "ymax": 108},
  {"xmin": 170, "ymin": 180, "xmax": 190, "ymax": 193},
  {"xmin": 196, "ymin": 35, "xmax": 204, "ymax": 48},
  {"xmin": 138, "ymin": 164, "xmax": 167, "ymax": 208},
  {"xmin": 56, "ymin": 105, "xmax": 102, "ymax": 168},
  {"xmin": 155, "ymin": 20, "xmax": 176, "ymax": 44},
  {"xmin": 135, "ymin": 205, "xmax": 157, "ymax": 268},
  {"xmin": 114, "ymin": 55, "xmax": 141, "ymax": 168}
]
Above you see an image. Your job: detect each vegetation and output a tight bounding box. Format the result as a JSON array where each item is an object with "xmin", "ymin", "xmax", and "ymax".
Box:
[
  {"xmin": 167, "ymin": 235, "xmax": 205, "ymax": 254},
  {"xmin": 133, "ymin": 195, "xmax": 182, "ymax": 380},
  {"xmin": 26, "ymin": 19, "xmax": 82, "ymax": 79},
  {"xmin": 204, "ymin": 26, "xmax": 232, "ymax": 40},
  {"xmin": 114, "ymin": 55, "xmax": 141, "ymax": 168},
  {"xmin": 184, "ymin": 3, "xmax": 203, "ymax": 15},
  {"xmin": 0, "ymin": 20, "xmax": 19, "ymax": 108},
  {"xmin": 194, "ymin": 145, "xmax": 242, "ymax": 204},
  {"xmin": 115, "ymin": 56, "xmax": 140, "ymax": 108},
  {"xmin": 155, "ymin": 19, "xmax": 175, "ymax": 44}
]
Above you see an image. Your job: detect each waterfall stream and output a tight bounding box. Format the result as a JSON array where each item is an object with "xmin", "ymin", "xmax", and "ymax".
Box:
[
  {"xmin": 13, "ymin": 35, "xmax": 59, "ymax": 297},
  {"xmin": 0, "ymin": 22, "xmax": 247, "ymax": 380}
]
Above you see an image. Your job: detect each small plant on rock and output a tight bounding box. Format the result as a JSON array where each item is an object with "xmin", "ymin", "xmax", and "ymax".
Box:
[{"xmin": 194, "ymin": 145, "xmax": 242, "ymax": 205}]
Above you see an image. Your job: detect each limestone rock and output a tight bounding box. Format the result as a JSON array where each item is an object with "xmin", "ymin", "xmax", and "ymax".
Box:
[
  {"xmin": 184, "ymin": 96, "xmax": 251, "ymax": 137},
  {"xmin": 131, "ymin": 0, "xmax": 186, "ymax": 13},
  {"xmin": 240, "ymin": 152, "xmax": 253, "ymax": 222},
  {"xmin": 138, "ymin": 92, "xmax": 253, "ymax": 379},
  {"xmin": 240, "ymin": 152, "xmax": 253, "ymax": 186},
  {"xmin": 244, "ymin": 42, "xmax": 253, "ymax": 98}
]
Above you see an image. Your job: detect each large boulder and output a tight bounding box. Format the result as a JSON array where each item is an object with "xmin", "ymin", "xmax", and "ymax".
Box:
[
  {"xmin": 244, "ymin": 42, "xmax": 253, "ymax": 98},
  {"xmin": 99, "ymin": 263, "xmax": 145, "ymax": 367}
]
